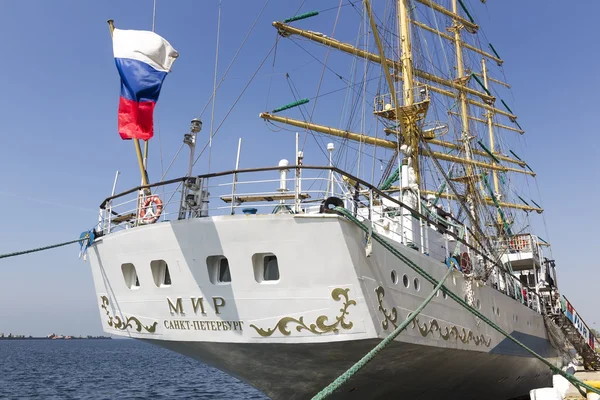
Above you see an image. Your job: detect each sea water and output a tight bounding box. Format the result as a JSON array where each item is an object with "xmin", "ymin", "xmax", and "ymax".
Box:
[{"xmin": 0, "ymin": 339, "xmax": 267, "ymax": 399}]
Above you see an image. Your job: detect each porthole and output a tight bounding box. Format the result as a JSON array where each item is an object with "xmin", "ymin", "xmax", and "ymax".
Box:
[
  {"xmin": 121, "ymin": 263, "xmax": 140, "ymax": 290},
  {"xmin": 402, "ymin": 274, "xmax": 410, "ymax": 288},
  {"xmin": 413, "ymin": 278, "xmax": 420, "ymax": 291},
  {"xmin": 476, "ymin": 299, "xmax": 481, "ymax": 310},
  {"xmin": 252, "ymin": 253, "xmax": 280, "ymax": 283},
  {"xmin": 391, "ymin": 270, "xmax": 398, "ymax": 284},
  {"xmin": 492, "ymin": 306, "xmax": 496, "ymax": 315},
  {"xmin": 150, "ymin": 260, "xmax": 171, "ymax": 287},
  {"xmin": 443, "ymin": 291, "xmax": 448, "ymax": 300},
  {"xmin": 263, "ymin": 255, "xmax": 280, "ymax": 281},
  {"xmin": 219, "ymin": 259, "xmax": 231, "ymax": 283},
  {"xmin": 496, "ymin": 307, "xmax": 500, "ymax": 316},
  {"xmin": 207, "ymin": 256, "xmax": 231, "ymax": 285}
]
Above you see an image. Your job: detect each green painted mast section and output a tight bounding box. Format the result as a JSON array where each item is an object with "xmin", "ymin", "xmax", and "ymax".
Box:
[
  {"xmin": 500, "ymin": 99, "xmax": 523, "ymax": 130},
  {"xmin": 457, "ymin": 0, "xmax": 476, "ymax": 24},
  {"xmin": 489, "ymin": 43, "xmax": 502, "ymax": 60},
  {"xmin": 432, "ymin": 181, "xmax": 447, "ymax": 206},
  {"xmin": 283, "ymin": 11, "xmax": 319, "ymax": 23},
  {"xmin": 516, "ymin": 195, "xmax": 530, "ymax": 207},
  {"xmin": 470, "ymin": 73, "xmax": 492, "ymax": 96},
  {"xmin": 482, "ymin": 173, "xmax": 512, "ymax": 235},
  {"xmin": 509, "ymin": 150, "xmax": 534, "ymax": 173},
  {"xmin": 531, "ymin": 199, "xmax": 542, "ymax": 209},
  {"xmin": 477, "ymin": 140, "xmax": 500, "ymax": 163},
  {"xmin": 379, "ymin": 167, "xmax": 400, "ymax": 191},
  {"xmin": 272, "ymin": 98, "xmax": 310, "ymax": 114}
]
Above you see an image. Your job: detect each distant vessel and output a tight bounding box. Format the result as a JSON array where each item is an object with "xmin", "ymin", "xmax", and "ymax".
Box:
[{"xmin": 85, "ymin": 2, "xmax": 597, "ymax": 399}]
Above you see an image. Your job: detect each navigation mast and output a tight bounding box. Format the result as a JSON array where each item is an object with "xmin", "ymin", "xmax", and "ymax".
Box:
[
  {"xmin": 397, "ymin": 0, "xmax": 419, "ymax": 186},
  {"xmin": 450, "ymin": 0, "xmax": 478, "ymax": 232},
  {"xmin": 482, "ymin": 57, "xmax": 503, "ymax": 230},
  {"xmin": 259, "ymin": 1, "xmax": 543, "ymax": 218}
]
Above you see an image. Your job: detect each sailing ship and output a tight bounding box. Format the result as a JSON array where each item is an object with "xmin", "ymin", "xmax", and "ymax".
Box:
[{"xmin": 84, "ymin": 1, "xmax": 592, "ymax": 398}]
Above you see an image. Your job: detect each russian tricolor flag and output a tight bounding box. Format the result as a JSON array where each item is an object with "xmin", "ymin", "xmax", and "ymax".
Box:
[{"xmin": 112, "ymin": 28, "xmax": 178, "ymax": 140}]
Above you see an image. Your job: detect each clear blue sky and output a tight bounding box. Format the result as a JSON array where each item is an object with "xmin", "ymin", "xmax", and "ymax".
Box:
[{"xmin": 0, "ymin": 1, "xmax": 598, "ymax": 337}]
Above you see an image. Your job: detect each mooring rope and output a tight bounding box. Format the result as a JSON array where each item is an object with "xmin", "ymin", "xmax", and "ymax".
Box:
[
  {"xmin": 312, "ymin": 266, "xmax": 454, "ymax": 399},
  {"xmin": 0, "ymin": 237, "xmax": 89, "ymax": 260},
  {"xmin": 314, "ymin": 206, "xmax": 599, "ymax": 398}
]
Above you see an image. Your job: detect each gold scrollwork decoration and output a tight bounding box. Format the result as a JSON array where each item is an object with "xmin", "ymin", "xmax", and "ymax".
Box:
[
  {"xmin": 374, "ymin": 286, "xmax": 491, "ymax": 347},
  {"xmin": 100, "ymin": 296, "xmax": 157, "ymax": 333},
  {"xmin": 375, "ymin": 286, "xmax": 398, "ymax": 330},
  {"xmin": 411, "ymin": 318, "xmax": 491, "ymax": 347},
  {"xmin": 249, "ymin": 288, "xmax": 356, "ymax": 337}
]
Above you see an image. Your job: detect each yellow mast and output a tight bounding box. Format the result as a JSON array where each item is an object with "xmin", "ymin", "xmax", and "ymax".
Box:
[
  {"xmin": 263, "ymin": 3, "xmax": 538, "ymax": 222},
  {"xmin": 398, "ymin": 0, "xmax": 414, "ymax": 104},
  {"xmin": 482, "ymin": 57, "xmax": 502, "ymax": 227},
  {"xmin": 451, "ymin": 0, "xmax": 477, "ymax": 226},
  {"xmin": 363, "ymin": 0, "xmax": 407, "ymax": 144},
  {"xmin": 259, "ymin": 113, "xmax": 534, "ymax": 177},
  {"xmin": 397, "ymin": 0, "xmax": 420, "ymax": 185},
  {"xmin": 482, "ymin": 58, "xmax": 501, "ymax": 195},
  {"xmin": 272, "ymin": 22, "xmax": 504, "ymax": 105}
]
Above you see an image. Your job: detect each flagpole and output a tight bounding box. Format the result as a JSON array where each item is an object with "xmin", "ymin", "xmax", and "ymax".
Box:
[
  {"xmin": 107, "ymin": 19, "xmax": 149, "ymax": 190},
  {"xmin": 142, "ymin": 0, "xmax": 157, "ymax": 178}
]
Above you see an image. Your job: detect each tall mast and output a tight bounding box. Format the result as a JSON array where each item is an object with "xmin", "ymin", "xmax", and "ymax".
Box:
[
  {"xmin": 451, "ymin": 0, "xmax": 477, "ymax": 225},
  {"xmin": 397, "ymin": 0, "xmax": 420, "ymax": 185},
  {"xmin": 262, "ymin": 1, "xmax": 544, "ymax": 220},
  {"xmin": 482, "ymin": 57, "xmax": 502, "ymax": 228},
  {"xmin": 398, "ymin": 0, "xmax": 414, "ymax": 106}
]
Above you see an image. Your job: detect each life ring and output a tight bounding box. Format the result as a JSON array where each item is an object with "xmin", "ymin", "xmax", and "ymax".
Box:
[
  {"xmin": 140, "ymin": 195, "xmax": 163, "ymax": 224},
  {"xmin": 460, "ymin": 252, "xmax": 472, "ymax": 274}
]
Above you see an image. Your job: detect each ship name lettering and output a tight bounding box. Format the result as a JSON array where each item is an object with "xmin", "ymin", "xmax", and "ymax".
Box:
[
  {"xmin": 163, "ymin": 320, "xmax": 244, "ymax": 331},
  {"xmin": 167, "ymin": 297, "xmax": 185, "ymax": 315},
  {"xmin": 167, "ymin": 297, "xmax": 227, "ymax": 316},
  {"xmin": 213, "ymin": 297, "xmax": 226, "ymax": 315},
  {"xmin": 191, "ymin": 297, "xmax": 206, "ymax": 315}
]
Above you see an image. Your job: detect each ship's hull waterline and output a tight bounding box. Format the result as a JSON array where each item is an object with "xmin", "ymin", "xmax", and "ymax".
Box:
[
  {"xmin": 148, "ymin": 338, "xmax": 553, "ymax": 400},
  {"xmin": 88, "ymin": 214, "xmax": 561, "ymax": 399}
]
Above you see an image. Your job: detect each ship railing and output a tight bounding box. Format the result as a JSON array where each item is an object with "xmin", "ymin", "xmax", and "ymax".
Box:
[
  {"xmin": 100, "ymin": 185, "xmax": 187, "ymax": 234},
  {"xmin": 373, "ymin": 84, "xmax": 430, "ymax": 113},
  {"xmin": 364, "ymin": 203, "xmax": 450, "ymax": 263},
  {"xmin": 495, "ymin": 233, "xmax": 538, "ymax": 254},
  {"xmin": 99, "ymin": 166, "xmax": 468, "ymax": 254},
  {"xmin": 489, "ymin": 266, "xmax": 543, "ymax": 313},
  {"xmin": 98, "ymin": 166, "xmax": 356, "ymax": 234},
  {"xmin": 97, "ymin": 165, "xmax": 543, "ymax": 313}
]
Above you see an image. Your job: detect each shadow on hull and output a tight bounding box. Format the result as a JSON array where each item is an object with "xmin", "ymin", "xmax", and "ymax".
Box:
[{"xmin": 145, "ymin": 338, "xmax": 554, "ymax": 399}]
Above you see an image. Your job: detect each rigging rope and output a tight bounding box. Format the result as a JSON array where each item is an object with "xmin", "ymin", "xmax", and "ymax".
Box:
[
  {"xmin": 316, "ymin": 206, "xmax": 599, "ymax": 398},
  {"xmin": 303, "ymin": 0, "xmax": 344, "ymax": 152},
  {"xmin": 198, "ymin": 0, "xmax": 270, "ymax": 118},
  {"xmin": 206, "ymin": 0, "xmax": 222, "ymax": 179}
]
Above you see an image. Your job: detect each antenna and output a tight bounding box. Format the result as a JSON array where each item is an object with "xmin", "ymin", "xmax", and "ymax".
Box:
[
  {"xmin": 327, "ymin": 143, "xmax": 335, "ymax": 196},
  {"xmin": 184, "ymin": 117, "xmax": 202, "ymax": 177}
]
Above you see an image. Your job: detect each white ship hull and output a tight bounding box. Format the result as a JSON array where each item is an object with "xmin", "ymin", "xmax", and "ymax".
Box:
[{"xmin": 88, "ymin": 213, "xmax": 561, "ymax": 399}]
